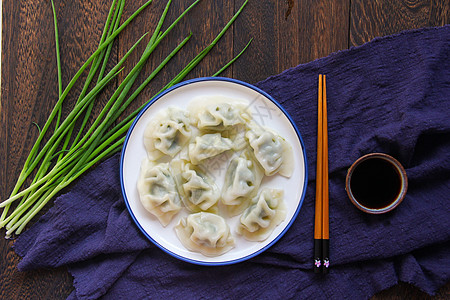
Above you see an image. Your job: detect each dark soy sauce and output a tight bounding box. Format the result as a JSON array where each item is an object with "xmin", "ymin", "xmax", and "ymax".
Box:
[{"xmin": 350, "ymin": 158, "xmax": 401, "ymax": 209}]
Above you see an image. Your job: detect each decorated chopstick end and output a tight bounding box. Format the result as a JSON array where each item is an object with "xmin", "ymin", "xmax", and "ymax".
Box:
[
  {"xmin": 323, "ymin": 257, "xmax": 330, "ymax": 273},
  {"xmin": 322, "ymin": 239, "xmax": 329, "ymax": 274},
  {"xmin": 314, "ymin": 239, "xmax": 322, "ymax": 273}
]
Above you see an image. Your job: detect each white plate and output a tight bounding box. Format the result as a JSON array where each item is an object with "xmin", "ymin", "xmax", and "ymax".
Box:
[{"xmin": 120, "ymin": 77, "xmax": 308, "ymax": 265}]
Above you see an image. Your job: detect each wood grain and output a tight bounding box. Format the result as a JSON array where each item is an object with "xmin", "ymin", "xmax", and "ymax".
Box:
[
  {"xmin": 350, "ymin": 0, "xmax": 449, "ymax": 46},
  {"xmin": 1, "ymin": 0, "xmax": 449, "ymax": 299}
]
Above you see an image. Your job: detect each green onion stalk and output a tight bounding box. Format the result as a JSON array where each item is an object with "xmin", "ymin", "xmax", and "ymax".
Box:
[{"xmin": 0, "ymin": 0, "xmax": 250, "ymax": 237}]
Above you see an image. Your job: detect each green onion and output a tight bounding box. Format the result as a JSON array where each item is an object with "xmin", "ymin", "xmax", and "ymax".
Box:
[
  {"xmin": 50, "ymin": 0, "xmax": 63, "ymax": 128},
  {"xmin": 0, "ymin": 0, "xmax": 250, "ymax": 237},
  {"xmin": 0, "ymin": 0, "xmax": 153, "ymax": 223}
]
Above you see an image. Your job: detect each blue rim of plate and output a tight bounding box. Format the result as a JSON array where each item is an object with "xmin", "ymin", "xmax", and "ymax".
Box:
[{"xmin": 120, "ymin": 77, "xmax": 308, "ymax": 266}]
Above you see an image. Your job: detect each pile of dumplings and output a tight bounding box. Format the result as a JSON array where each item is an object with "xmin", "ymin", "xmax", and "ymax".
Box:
[{"xmin": 137, "ymin": 95, "xmax": 294, "ymax": 257}]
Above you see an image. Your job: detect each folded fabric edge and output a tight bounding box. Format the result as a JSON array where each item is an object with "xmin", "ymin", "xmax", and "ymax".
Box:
[
  {"xmin": 334, "ymin": 240, "xmax": 450, "ymax": 297},
  {"xmin": 67, "ymin": 250, "xmax": 143, "ymax": 300}
]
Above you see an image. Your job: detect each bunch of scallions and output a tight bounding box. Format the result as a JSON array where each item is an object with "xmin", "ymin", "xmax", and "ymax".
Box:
[{"xmin": 0, "ymin": 0, "xmax": 251, "ymax": 237}]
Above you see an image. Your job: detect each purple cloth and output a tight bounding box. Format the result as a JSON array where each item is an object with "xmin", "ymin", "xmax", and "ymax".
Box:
[{"xmin": 14, "ymin": 26, "xmax": 450, "ymax": 299}]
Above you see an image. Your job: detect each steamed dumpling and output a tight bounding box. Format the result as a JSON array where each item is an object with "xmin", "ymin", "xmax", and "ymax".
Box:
[
  {"xmin": 220, "ymin": 124, "xmax": 248, "ymax": 151},
  {"xmin": 188, "ymin": 133, "xmax": 232, "ymax": 164},
  {"xmin": 171, "ymin": 160, "xmax": 220, "ymax": 213},
  {"xmin": 245, "ymin": 121, "xmax": 294, "ymax": 177},
  {"xmin": 137, "ymin": 159, "xmax": 181, "ymax": 226},
  {"xmin": 188, "ymin": 95, "xmax": 250, "ymax": 131},
  {"xmin": 144, "ymin": 107, "xmax": 192, "ymax": 160},
  {"xmin": 175, "ymin": 212, "xmax": 235, "ymax": 256},
  {"xmin": 237, "ymin": 188, "xmax": 286, "ymax": 241},
  {"xmin": 221, "ymin": 150, "xmax": 264, "ymax": 216}
]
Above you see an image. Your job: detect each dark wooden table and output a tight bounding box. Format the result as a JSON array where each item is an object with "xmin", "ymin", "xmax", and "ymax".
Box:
[{"xmin": 1, "ymin": 0, "xmax": 449, "ymax": 299}]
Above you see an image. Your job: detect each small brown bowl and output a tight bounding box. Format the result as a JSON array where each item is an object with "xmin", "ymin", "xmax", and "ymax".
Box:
[{"xmin": 345, "ymin": 153, "xmax": 408, "ymax": 214}]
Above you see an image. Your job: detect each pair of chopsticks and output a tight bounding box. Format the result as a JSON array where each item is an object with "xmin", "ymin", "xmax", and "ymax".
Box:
[{"xmin": 314, "ymin": 74, "xmax": 329, "ymax": 274}]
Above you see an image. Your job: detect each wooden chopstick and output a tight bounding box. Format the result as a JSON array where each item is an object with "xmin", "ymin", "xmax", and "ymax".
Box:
[
  {"xmin": 314, "ymin": 75, "xmax": 324, "ymax": 273},
  {"xmin": 322, "ymin": 75, "xmax": 329, "ymax": 273},
  {"xmin": 314, "ymin": 74, "xmax": 329, "ymax": 274}
]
